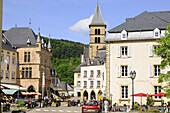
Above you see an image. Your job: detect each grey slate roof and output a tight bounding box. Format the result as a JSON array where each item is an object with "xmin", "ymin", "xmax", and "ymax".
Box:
[
  {"xmin": 59, "ymin": 83, "xmax": 73, "ymax": 91},
  {"xmin": 109, "ymin": 11, "xmax": 170, "ymax": 33},
  {"xmin": 73, "ymin": 62, "xmax": 86, "ymax": 72},
  {"xmin": 4, "ymin": 27, "xmax": 37, "ymax": 47},
  {"xmin": 2, "ymin": 35, "xmax": 16, "ymax": 51},
  {"xmin": 89, "ymin": 3, "xmax": 106, "ymax": 26}
]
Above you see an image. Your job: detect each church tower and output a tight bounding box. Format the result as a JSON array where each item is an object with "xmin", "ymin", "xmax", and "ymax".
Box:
[{"xmin": 89, "ymin": 3, "xmax": 107, "ymax": 58}]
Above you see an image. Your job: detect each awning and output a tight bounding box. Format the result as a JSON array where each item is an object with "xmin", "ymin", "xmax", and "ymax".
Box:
[
  {"xmin": 21, "ymin": 92, "xmax": 41, "ymax": 95},
  {"xmin": 2, "ymin": 89, "xmax": 18, "ymax": 95},
  {"xmin": 1, "ymin": 83, "xmax": 26, "ymax": 90}
]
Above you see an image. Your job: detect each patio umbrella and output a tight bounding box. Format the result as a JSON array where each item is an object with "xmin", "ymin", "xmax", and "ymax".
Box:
[
  {"xmin": 131, "ymin": 93, "xmax": 148, "ymax": 105},
  {"xmin": 151, "ymin": 93, "xmax": 165, "ymax": 97}
]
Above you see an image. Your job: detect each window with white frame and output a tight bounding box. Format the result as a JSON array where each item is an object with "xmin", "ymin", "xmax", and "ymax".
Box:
[
  {"xmin": 121, "ymin": 66, "xmax": 128, "ymax": 77},
  {"xmin": 1, "ymin": 70, "xmax": 3, "ymax": 78},
  {"xmin": 90, "ymin": 81, "xmax": 93, "ymax": 87},
  {"xmin": 12, "ymin": 57, "xmax": 15, "ymax": 65},
  {"xmin": 97, "ymin": 81, "xmax": 100, "ymax": 87},
  {"xmin": 121, "ymin": 86, "xmax": 128, "ymax": 99},
  {"xmin": 90, "ymin": 70, "xmax": 94, "ymax": 77},
  {"xmin": 154, "ymin": 86, "xmax": 161, "ymax": 99},
  {"xmin": 97, "ymin": 70, "xmax": 100, "ymax": 75},
  {"xmin": 6, "ymin": 71, "xmax": 9, "ymax": 79},
  {"xmin": 84, "ymin": 81, "xmax": 87, "ymax": 87},
  {"xmin": 153, "ymin": 45, "xmax": 159, "ymax": 56},
  {"xmin": 12, "ymin": 72, "xmax": 15, "ymax": 79},
  {"xmin": 122, "ymin": 34, "xmax": 126, "ymax": 38},
  {"xmin": 121, "ymin": 47, "xmax": 128, "ymax": 57},
  {"xmin": 155, "ymin": 32, "xmax": 159, "ymax": 37},
  {"xmin": 78, "ymin": 74, "xmax": 81, "ymax": 78},
  {"xmin": 84, "ymin": 71, "xmax": 87, "ymax": 77},
  {"xmin": 154, "ymin": 65, "xmax": 160, "ymax": 77},
  {"xmin": 77, "ymin": 81, "xmax": 81, "ymax": 87}
]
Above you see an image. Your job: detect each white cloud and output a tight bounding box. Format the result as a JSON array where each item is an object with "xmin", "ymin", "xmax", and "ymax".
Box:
[{"xmin": 69, "ymin": 15, "xmax": 93, "ymax": 36}]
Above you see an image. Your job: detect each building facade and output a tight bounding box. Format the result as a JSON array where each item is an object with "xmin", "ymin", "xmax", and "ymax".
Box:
[
  {"xmin": 106, "ymin": 11, "xmax": 170, "ymax": 105},
  {"xmin": 3, "ymin": 27, "xmax": 52, "ymax": 98}
]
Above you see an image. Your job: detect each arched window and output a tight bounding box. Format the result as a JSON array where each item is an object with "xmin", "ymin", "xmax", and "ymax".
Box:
[
  {"xmin": 98, "ymin": 37, "xmax": 100, "ymax": 43},
  {"xmin": 98, "ymin": 29, "xmax": 100, "ymax": 35},
  {"xmin": 95, "ymin": 29, "xmax": 97, "ymax": 35},
  {"xmin": 95, "ymin": 37, "xmax": 97, "ymax": 43}
]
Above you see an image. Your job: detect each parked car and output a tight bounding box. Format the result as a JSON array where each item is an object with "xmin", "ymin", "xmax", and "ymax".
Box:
[
  {"xmin": 82, "ymin": 100, "xmax": 100, "ymax": 113},
  {"xmin": 15, "ymin": 99, "xmax": 30, "ymax": 105}
]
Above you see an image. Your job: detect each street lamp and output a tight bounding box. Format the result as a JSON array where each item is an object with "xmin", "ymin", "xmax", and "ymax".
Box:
[
  {"xmin": 110, "ymin": 93, "xmax": 113, "ymax": 106},
  {"xmin": 130, "ymin": 70, "xmax": 136, "ymax": 110}
]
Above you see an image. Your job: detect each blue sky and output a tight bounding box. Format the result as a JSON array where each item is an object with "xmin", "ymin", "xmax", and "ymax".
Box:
[{"xmin": 2, "ymin": 0, "xmax": 170, "ymax": 44}]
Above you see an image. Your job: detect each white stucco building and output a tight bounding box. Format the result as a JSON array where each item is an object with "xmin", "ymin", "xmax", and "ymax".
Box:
[{"xmin": 105, "ymin": 11, "xmax": 170, "ymax": 105}]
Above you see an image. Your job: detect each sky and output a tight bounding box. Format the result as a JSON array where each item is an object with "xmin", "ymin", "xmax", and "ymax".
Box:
[{"xmin": 2, "ymin": 0, "xmax": 170, "ymax": 44}]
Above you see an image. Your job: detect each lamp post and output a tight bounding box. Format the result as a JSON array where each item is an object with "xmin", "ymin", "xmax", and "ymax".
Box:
[
  {"xmin": 110, "ymin": 93, "xmax": 113, "ymax": 106},
  {"xmin": 130, "ymin": 70, "xmax": 136, "ymax": 110}
]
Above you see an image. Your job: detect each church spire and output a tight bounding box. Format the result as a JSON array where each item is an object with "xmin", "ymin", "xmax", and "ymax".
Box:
[
  {"xmin": 37, "ymin": 28, "xmax": 41, "ymax": 43},
  {"xmin": 89, "ymin": 3, "xmax": 106, "ymax": 27},
  {"xmin": 48, "ymin": 38, "xmax": 52, "ymax": 52}
]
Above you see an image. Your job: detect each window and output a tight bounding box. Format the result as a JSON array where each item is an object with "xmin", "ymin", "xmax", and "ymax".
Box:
[
  {"xmin": 122, "ymin": 34, "xmax": 126, "ymax": 38},
  {"xmin": 12, "ymin": 72, "xmax": 15, "ymax": 79},
  {"xmin": 121, "ymin": 66, "xmax": 128, "ymax": 77},
  {"xmin": 95, "ymin": 37, "xmax": 97, "ymax": 43},
  {"xmin": 90, "ymin": 70, "xmax": 94, "ymax": 77},
  {"xmin": 22, "ymin": 67, "xmax": 32, "ymax": 78},
  {"xmin": 84, "ymin": 71, "xmax": 87, "ymax": 77},
  {"xmin": 95, "ymin": 29, "xmax": 97, "ymax": 35},
  {"xmin": 1, "ymin": 70, "xmax": 3, "ymax": 78},
  {"xmin": 90, "ymin": 81, "xmax": 93, "ymax": 87},
  {"xmin": 154, "ymin": 86, "xmax": 161, "ymax": 99},
  {"xmin": 6, "ymin": 71, "xmax": 9, "ymax": 79},
  {"xmin": 153, "ymin": 45, "xmax": 159, "ymax": 56},
  {"xmin": 22, "ymin": 68, "xmax": 25, "ymax": 78},
  {"xmin": 29, "ymin": 67, "xmax": 32, "ymax": 78},
  {"xmin": 24, "ymin": 52, "xmax": 31, "ymax": 62},
  {"xmin": 121, "ymin": 86, "xmax": 128, "ymax": 99},
  {"xmin": 154, "ymin": 65, "xmax": 160, "ymax": 77},
  {"xmin": 77, "ymin": 81, "xmax": 81, "ymax": 87},
  {"xmin": 155, "ymin": 32, "xmax": 159, "ymax": 37},
  {"xmin": 97, "ymin": 81, "xmax": 100, "ymax": 88},
  {"xmin": 12, "ymin": 57, "xmax": 15, "ymax": 65},
  {"xmin": 98, "ymin": 37, "xmax": 100, "ymax": 43},
  {"xmin": 97, "ymin": 70, "xmax": 100, "ymax": 75},
  {"xmin": 7, "ymin": 55, "xmax": 10, "ymax": 64},
  {"xmin": 98, "ymin": 29, "xmax": 100, "ymax": 35},
  {"xmin": 84, "ymin": 81, "xmax": 87, "ymax": 88},
  {"xmin": 1, "ymin": 54, "xmax": 4, "ymax": 63},
  {"xmin": 78, "ymin": 74, "xmax": 81, "ymax": 78},
  {"xmin": 121, "ymin": 47, "xmax": 128, "ymax": 57}
]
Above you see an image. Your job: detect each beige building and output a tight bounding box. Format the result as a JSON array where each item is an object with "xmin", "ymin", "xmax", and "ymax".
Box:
[
  {"xmin": 106, "ymin": 11, "xmax": 170, "ymax": 105},
  {"xmin": 3, "ymin": 28, "xmax": 52, "ymax": 98},
  {"xmin": 0, "ymin": 0, "xmax": 3, "ymax": 88}
]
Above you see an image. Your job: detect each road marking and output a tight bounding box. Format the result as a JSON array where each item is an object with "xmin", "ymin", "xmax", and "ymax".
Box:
[
  {"xmin": 51, "ymin": 110, "xmax": 56, "ymax": 112},
  {"xmin": 36, "ymin": 109, "xmax": 41, "ymax": 111},
  {"xmin": 66, "ymin": 110, "xmax": 71, "ymax": 112},
  {"xmin": 44, "ymin": 109, "xmax": 49, "ymax": 111},
  {"xmin": 74, "ymin": 111, "xmax": 79, "ymax": 112},
  {"xmin": 58, "ymin": 110, "xmax": 64, "ymax": 112}
]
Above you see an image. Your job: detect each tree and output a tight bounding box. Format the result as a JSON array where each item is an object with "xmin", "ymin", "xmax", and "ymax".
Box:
[{"xmin": 154, "ymin": 24, "xmax": 170, "ymax": 98}]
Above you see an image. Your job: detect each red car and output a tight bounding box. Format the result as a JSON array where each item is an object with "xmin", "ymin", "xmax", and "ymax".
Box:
[{"xmin": 82, "ymin": 100, "xmax": 100, "ymax": 113}]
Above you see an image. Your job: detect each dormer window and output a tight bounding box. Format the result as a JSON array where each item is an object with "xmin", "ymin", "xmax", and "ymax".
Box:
[
  {"xmin": 154, "ymin": 28, "xmax": 160, "ymax": 38},
  {"xmin": 155, "ymin": 32, "xmax": 158, "ymax": 37},
  {"xmin": 121, "ymin": 30, "xmax": 127, "ymax": 40},
  {"xmin": 122, "ymin": 34, "xmax": 126, "ymax": 38}
]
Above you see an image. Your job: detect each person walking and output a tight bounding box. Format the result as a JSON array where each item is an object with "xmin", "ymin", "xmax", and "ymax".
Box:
[{"xmin": 104, "ymin": 99, "xmax": 109, "ymax": 113}]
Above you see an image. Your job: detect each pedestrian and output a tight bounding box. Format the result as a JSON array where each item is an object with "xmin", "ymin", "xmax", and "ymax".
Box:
[
  {"xmin": 104, "ymin": 99, "xmax": 109, "ymax": 113},
  {"xmin": 164, "ymin": 103, "xmax": 168, "ymax": 113},
  {"xmin": 48, "ymin": 98, "xmax": 52, "ymax": 107}
]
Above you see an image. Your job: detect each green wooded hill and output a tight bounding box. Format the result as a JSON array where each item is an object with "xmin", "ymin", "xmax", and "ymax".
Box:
[{"xmin": 43, "ymin": 37, "xmax": 88, "ymax": 83}]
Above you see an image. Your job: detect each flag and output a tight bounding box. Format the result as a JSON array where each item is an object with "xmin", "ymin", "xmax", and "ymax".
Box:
[
  {"xmin": 58, "ymin": 79, "xmax": 60, "ymax": 84},
  {"xmin": 4, "ymin": 59, "xmax": 8, "ymax": 66},
  {"xmin": 16, "ymin": 62, "xmax": 19, "ymax": 68}
]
